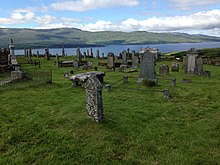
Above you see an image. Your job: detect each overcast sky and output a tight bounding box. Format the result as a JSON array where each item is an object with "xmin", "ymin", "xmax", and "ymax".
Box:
[{"xmin": 1, "ymin": 0, "xmax": 220, "ymax": 36}]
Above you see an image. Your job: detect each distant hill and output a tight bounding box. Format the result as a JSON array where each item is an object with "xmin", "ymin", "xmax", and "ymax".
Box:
[{"xmin": 1, "ymin": 28, "xmax": 220, "ymax": 49}]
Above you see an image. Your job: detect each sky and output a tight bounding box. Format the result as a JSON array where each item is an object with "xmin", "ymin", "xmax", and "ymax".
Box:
[{"xmin": 0, "ymin": 0, "xmax": 220, "ymax": 36}]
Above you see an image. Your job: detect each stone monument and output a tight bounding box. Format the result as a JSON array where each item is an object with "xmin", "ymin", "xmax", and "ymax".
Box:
[
  {"xmin": 159, "ymin": 64, "xmax": 169, "ymax": 75},
  {"xmin": 84, "ymin": 73, "xmax": 104, "ymax": 123},
  {"xmin": 132, "ymin": 50, "xmax": 138, "ymax": 68},
  {"xmin": 107, "ymin": 52, "xmax": 115, "ymax": 69},
  {"xmin": 138, "ymin": 49, "xmax": 156, "ymax": 82}
]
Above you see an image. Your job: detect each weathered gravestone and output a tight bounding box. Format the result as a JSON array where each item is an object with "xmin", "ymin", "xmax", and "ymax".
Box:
[
  {"xmin": 96, "ymin": 49, "xmax": 100, "ymax": 59},
  {"xmin": 76, "ymin": 48, "xmax": 82, "ymax": 64},
  {"xmin": 45, "ymin": 48, "xmax": 50, "ymax": 60},
  {"xmin": 90, "ymin": 48, "xmax": 93, "ymax": 57},
  {"xmin": 83, "ymin": 52, "xmax": 87, "ymax": 61},
  {"xmin": 107, "ymin": 52, "xmax": 115, "ymax": 69},
  {"xmin": 184, "ymin": 48, "xmax": 203, "ymax": 75},
  {"xmin": 171, "ymin": 62, "xmax": 179, "ymax": 72},
  {"xmin": 138, "ymin": 49, "xmax": 156, "ymax": 83},
  {"xmin": 37, "ymin": 50, "xmax": 39, "ymax": 58},
  {"xmin": 73, "ymin": 60, "xmax": 79, "ymax": 69},
  {"xmin": 9, "ymin": 38, "xmax": 17, "ymax": 65},
  {"xmin": 84, "ymin": 73, "xmax": 104, "ymax": 123},
  {"xmin": 132, "ymin": 50, "xmax": 139, "ymax": 69},
  {"xmin": 121, "ymin": 50, "xmax": 127, "ymax": 66},
  {"xmin": 62, "ymin": 43, "xmax": 65, "ymax": 57},
  {"xmin": 159, "ymin": 64, "xmax": 169, "ymax": 75}
]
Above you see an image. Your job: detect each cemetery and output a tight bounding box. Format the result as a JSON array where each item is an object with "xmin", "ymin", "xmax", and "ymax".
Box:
[{"xmin": 0, "ymin": 43, "xmax": 220, "ymax": 164}]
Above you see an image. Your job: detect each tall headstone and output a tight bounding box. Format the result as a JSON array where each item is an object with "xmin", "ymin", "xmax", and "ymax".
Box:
[
  {"xmin": 45, "ymin": 48, "xmax": 50, "ymax": 60},
  {"xmin": 90, "ymin": 48, "xmax": 93, "ymax": 58},
  {"xmin": 37, "ymin": 50, "xmax": 39, "ymax": 58},
  {"xmin": 83, "ymin": 52, "xmax": 87, "ymax": 61},
  {"xmin": 76, "ymin": 48, "xmax": 82, "ymax": 64},
  {"xmin": 107, "ymin": 52, "xmax": 115, "ymax": 69},
  {"xmin": 197, "ymin": 57, "xmax": 203, "ymax": 75},
  {"xmin": 138, "ymin": 49, "xmax": 156, "ymax": 81},
  {"xmin": 132, "ymin": 50, "xmax": 138, "ymax": 68},
  {"xmin": 121, "ymin": 50, "xmax": 127, "ymax": 65},
  {"xmin": 96, "ymin": 49, "xmax": 100, "ymax": 59},
  {"xmin": 29, "ymin": 48, "xmax": 32, "ymax": 57},
  {"xmin": 24, "ymin": 48, "xmax": 27, "ymax": 57},
  {"xmin": 62, "ymin": 43, "xmax": 65, "ymax": 57},
  {"xmin": 84, "ymin": 73, "xmax": 104, "ymax": 123},
  {"xmin": 87, "ymin": 50, "xmax": 89, "ymax": 57},
  {"xmin": 127, "ymin": 48, "xmax": 130, "ymax": 58},
  {"xmin": 182, "ymin": 56, "xmax": 188, "ymax": 69},
  {"xmin": 9, "ymin": 38, "xmax": 16, "ymax": 62},
  {"xmin": 185, "ymin": 48, "xmax": 203, "ymax": 75}
]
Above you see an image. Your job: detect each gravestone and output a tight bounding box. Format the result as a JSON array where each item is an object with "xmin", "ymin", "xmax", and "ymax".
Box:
[
  {"xmin": 132, "ymin": 50, "xmax": 138, "ymax": 68},
  {"xmin": 121, "ymin": 50, "xmax": 127, "ymax": 65},
  {"xmin": 84, "ymin": 73, "xmax": 104, "ymax": 123},
  {"xmin": 140, "ymin": 47, "xmax": 160, "ymax": 60},
  {"xmin": 90, "ymin": 48, "xmax": 93, "ymax": 57},
  {"xmin": 163, "ymin": 89, "xmax": 170, "ymax": 99},
  {"xmin": 127, "ymin": 48, "xmax": 130, "ymax": 58},
  {"xmin": 45, "ymin": 48, "xmax": 50, "ymax": 60},
  {"xmin": 138, "ymin": 49, "xmax": 156, "ymax": 82},
  {"xmin": 28, "ymin": 48, "xmax": 32, "ymax": 63},
  {"xmin": 9, "ymin": 38, "xmax": 16, "ymax": 64},
  {"xmin": 37, "ymin": 50, "xmax": 39, "ymax": 58},
  {"xmin": 185, "ymin": 48, "xmax": 204, "ymax": 75},
  {"xmin": 102, "ymin": 53, "xmax": 104, "ymax": 58},
  {"xmin": 96, "ymin": 49, "xmax": 100, "ymax": 59},
  {"xmin": 83, "ymin": 52, "xmax": 87, "ymax": 61},
  {"xmin": 159, "ymin": 64, "xmax": 169, "ymax": 75},
  {"xmin": 73, "ymin": 60, "xmax": 79, "ymax": 69},
  {"xmin": 197, "ymin": 57, "xmax": 203, "ymax": 75},
  {"xmin": 76, "ymin": 48, "xmax": 82, "ymax": 64},
  {"xmin": 87, "ymin": 50, "xmax": 89, "ymax": 57},
  {"xmin": 170, "ymin": 78, "xmax": 176, "ymax": 86},
  {"xmin": 107, "ymin": 52, "xmax": 115, "ymax": 69},
  {"xmin": 171, "ymin": 62, "xmax": 179, "ymax": 72},
  {"xmin": 62, "ymin": 43, "xmax": 65, "ymax": 57},
  {"xmin": 24, "ymin": 48, "xmax": 27, "ymax": 57},
  {"xmin": 182, "ymin": 56, "xmax": 188, "ymax": 69},
  {"xmin": 29, "ymin": 48, "xmax": 32, "ymax": 58}
]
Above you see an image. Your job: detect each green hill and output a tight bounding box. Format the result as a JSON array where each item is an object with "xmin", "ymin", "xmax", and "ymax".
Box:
[{"xmin": 1, "ymin": 28, "xmax": 220, "ymax": 49}]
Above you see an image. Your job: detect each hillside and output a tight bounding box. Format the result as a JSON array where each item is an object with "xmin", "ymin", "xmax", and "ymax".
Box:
[{"xmin": 1, "ymin": 28, "xmax": 220, "ymax": 49}]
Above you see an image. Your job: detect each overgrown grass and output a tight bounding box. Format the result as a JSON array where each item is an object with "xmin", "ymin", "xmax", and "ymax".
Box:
[{"xmin": 0, "ymin": 56, "xmax": 220, "ymax": 164}]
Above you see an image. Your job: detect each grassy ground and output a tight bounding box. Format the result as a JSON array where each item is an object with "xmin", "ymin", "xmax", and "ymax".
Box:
[{"xmin": 0, "ymin": 56, "xmax": 220, "ymax": 164}]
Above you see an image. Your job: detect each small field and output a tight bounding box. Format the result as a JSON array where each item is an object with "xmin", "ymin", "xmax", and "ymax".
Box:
[{"xmin": 0, "ymin": 56, "xmax": 220, "ymax": 164}]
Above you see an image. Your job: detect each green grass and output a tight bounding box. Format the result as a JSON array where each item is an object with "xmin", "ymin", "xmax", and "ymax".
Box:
[{"xmin": 0, "ymin": 56, "xmax": 220, "ymax": 164}]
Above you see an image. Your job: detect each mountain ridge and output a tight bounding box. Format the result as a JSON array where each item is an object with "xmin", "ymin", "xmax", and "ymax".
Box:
[{"xmin": 0, "ymin": 27, "xmax": 220, "ymax": 49}]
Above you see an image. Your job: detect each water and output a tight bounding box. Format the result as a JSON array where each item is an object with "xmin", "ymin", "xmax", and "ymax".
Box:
[{"xmin": 15, "ymin": 42, "xmax": 220, "ymax": 56}]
